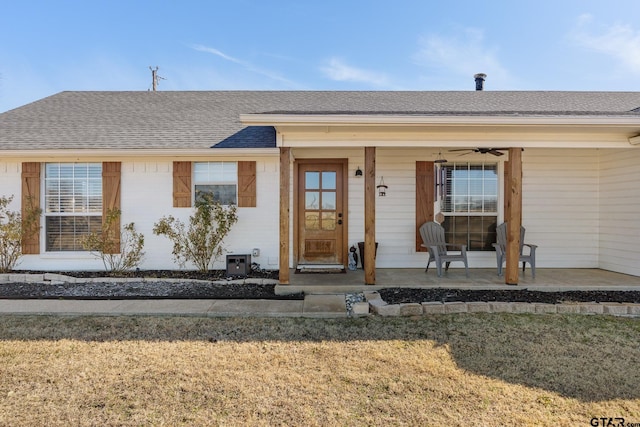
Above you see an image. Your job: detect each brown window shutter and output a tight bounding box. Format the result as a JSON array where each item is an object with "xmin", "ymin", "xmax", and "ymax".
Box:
[
  {"xmin": 21, "ymin": 162, "xmax": 41, "ymax": 254},
  {"xmin": 173, "ymin": 161, "xmax": 192, "ymax": 207},
  {"xmin": 415, "ymin": 161, "xmax": 435, "ymax": 252},
  {"xmin": 237, "ymin": 161, "xmax": 256, "ymax": 207},
  {"xmin": 102, "ymin": 162, "xmax": 121, "ymax": 254}
]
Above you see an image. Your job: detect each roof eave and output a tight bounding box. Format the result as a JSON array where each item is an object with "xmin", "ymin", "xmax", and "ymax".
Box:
[{"xmin": 240, "ymin": 113, "xmax": 640, "ymax": 127}]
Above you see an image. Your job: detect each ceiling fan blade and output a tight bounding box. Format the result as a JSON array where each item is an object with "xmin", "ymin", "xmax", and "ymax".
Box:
[
  {"xmin": 455, "ymin": 151, "xmax": 472, "ymax": 157},
  {"xmin": 488, "ymin": 149, "xmax": 505, "ymax": 156},
  {"xmin": 448, "ymin": 147, "xmax": 517, "ymax": 157}
]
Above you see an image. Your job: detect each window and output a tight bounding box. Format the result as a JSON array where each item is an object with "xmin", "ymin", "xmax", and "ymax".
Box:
[
  {"xmin": 194, "ymin": 162, "xmax": 237, "ymax": 205},
  {"xmin": 44, "ymin": 163, "xmax": 102, "ymax": 251},
  {"xmin": 304, "ymin": 170, "xmax": 337, "ymax": 231},
  {"xmin": 441, "ymin": 162, "xmax": 497, "ymax": 251}
]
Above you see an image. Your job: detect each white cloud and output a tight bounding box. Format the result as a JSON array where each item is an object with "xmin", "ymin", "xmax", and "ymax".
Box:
[
  {"xmin": 321, "ymin": 58, "xmax": 388, "ymax": 86},
  {"xmin": 570, "ymin": 15, "xmax": 640, "ymax": 73},
  {"xmin": 190, "ymin": 44, "xmax": 298, "ymax": 87},
  {"xmin": 413, "ymin": 28, "xmax": 510, "ymax": 84},
  {"xmin": 191, "ymin": 45, "xmax": 244, "ymax": 65}
]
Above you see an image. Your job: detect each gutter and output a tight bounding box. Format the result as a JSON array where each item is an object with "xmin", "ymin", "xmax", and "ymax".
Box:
[
  {"xmin": 0, "ymin": 148, "xmax": 279, "ymax": 159},
  {"xmin": 240, "ymin": 113, "xmax": 640, "ymax": 127}
]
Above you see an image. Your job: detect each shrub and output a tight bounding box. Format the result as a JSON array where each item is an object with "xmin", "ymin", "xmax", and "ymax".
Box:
[
  {"xmin": 0, "ymin": 195, "xmax": 40, "ymax": 273},
  {"xmin": 153, "ymin": 194, "xmax": 238, "ymax": 272},
  {"xmin": 0, "ymin": 196, "xmax": 23, "ymax": 273},
  {"xmin": 79, "ymin": 209, "xmax": 145, "ymax": 273}
]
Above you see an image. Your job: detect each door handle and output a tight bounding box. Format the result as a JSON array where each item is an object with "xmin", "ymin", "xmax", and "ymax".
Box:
[{"xmin": 337, "ymin": 219, "xmax": 343, "ymax": 225}]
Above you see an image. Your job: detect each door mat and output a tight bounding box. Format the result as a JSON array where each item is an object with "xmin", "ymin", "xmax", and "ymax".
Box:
[{"xmin": 295, "ymin": 265, "xmax": 346, "ymax": 274}]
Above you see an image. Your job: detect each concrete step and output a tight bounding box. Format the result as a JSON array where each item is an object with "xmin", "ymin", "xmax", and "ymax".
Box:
[{"xmin": 302, "ymin": 294, "xmax": 348, "ymax": 318}]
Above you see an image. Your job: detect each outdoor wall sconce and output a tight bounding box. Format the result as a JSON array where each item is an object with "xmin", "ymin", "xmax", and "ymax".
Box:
[
  {"xmin": 377, "ymin": 177, "xmax": 388, "ymax": 196},
  {"xmin": 355, "ymin": 166, "xmax": 363, "ymax": 177}
]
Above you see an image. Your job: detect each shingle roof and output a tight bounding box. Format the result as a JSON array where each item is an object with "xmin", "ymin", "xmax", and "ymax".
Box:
[{"xmin": 1, "ymin": 90, "xmax": 640, "ymax": 150}]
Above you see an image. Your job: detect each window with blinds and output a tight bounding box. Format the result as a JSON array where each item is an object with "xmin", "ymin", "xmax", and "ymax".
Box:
[
  {"xmin": 441, "ymin": 162, "xmax": 498, "ymax": 251},
  {"xmin": 44, "ymin": 163, "xmax": 102, "ymax": 251},
  {"xmin": 194, "ymin": 162, "xmax": 237, "ymax": 205}
]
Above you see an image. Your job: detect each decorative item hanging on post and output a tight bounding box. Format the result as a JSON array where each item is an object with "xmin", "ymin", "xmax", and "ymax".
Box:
[{"xmin": 377, "ymin": 177, "xmax": 388, "ymax": 196}]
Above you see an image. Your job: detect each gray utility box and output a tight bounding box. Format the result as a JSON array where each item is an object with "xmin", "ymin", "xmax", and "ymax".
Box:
[{"xmin": 226, "ymin": 254, "xmax": 251, "ymax": 277}]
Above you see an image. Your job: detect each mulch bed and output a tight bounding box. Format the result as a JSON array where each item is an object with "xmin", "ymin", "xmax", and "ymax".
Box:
[
  {"xmin": 0, "ymin": 281, "xmax": 304, "ymax": 300},
  {"xmin": 378, "ymin": 288, "xmax": 640, "ymax": 305},
  {"xmin": 2, "ymin": 270, "xmax": 640, "ymax": 304},
  {"xmin": 0, "ymin": 269, "xmax": 302, "ymax": 300}
]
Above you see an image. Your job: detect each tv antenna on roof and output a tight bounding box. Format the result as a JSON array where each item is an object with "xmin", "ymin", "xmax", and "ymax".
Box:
[{"xmin": 149, "ymin": 66, "xmax": 166, "ymax": 91}]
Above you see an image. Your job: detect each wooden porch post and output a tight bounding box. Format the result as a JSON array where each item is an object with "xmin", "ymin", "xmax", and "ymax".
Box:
[
  {"xmin": 364, "ymin": 147, "xmax": 376, "ymax": 285},
  {"xmin": 279, "ymin": 147, "xmax": 291, "ymax": 284},
  {"xmin": 505, "ymin": 148, "xmax": 522, "ymax": 285}
]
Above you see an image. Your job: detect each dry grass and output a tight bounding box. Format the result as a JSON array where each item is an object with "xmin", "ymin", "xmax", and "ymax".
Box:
[{"xmin": 0, "ymin": 314, "xmax": 638, "ymax": 426}]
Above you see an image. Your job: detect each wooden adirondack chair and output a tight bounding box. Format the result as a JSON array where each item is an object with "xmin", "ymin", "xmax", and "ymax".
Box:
[
  {"xmin": 492, "ymin": 222, "xmax": 537, "ymax": 277},
  {"xmin": 419, "ymin": 221, "xmax": 469, "ymax": 277}
]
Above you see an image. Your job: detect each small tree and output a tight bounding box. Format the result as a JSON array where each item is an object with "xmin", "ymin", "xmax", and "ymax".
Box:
[
  {"xmin": 153, "ymin": 193, "xmax": 238, "ymax": 272},
  {"xmin": 0, "ymin": 195, "xmax": 40, "ymax": 273},
  {"xmin": 0, "ymin": 195, "xmax": 23, "ymax": 273},
  {"xmin": 79, "ymin": 209, "xmax": 145, "ymax": 273}
]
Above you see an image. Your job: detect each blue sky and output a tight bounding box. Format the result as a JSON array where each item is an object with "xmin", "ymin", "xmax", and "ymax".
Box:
[{"xmin": 2, "ymin": 0, "xmax": 640, "ymax": 112}]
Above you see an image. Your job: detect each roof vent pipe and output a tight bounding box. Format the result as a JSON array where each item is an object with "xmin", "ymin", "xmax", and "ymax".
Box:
[{"xmin": 474, "ymin": 73, "xmax": 487, "ymax": 91}]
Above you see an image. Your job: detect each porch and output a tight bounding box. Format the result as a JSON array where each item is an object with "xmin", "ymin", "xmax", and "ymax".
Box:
[{"xmin": 275, "ymin": 268, "xmax": 640, "ymax": 295}]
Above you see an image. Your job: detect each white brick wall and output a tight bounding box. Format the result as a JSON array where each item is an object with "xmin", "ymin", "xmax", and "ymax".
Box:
[{"xmin": 0, "ymin": 158, "xmax": 281, "ymax": 271}]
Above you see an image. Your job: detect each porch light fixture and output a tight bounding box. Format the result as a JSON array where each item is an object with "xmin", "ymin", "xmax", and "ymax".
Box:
[
  {"xmin": 355, "ymin": 166, "xmax": 363, "ymax": 177},
  {"xmin": 377, "ymin": 177, "xmax": 388, "ymax": 196},
  {"xmin": 434, "ymin": 152, "xmax": 448, "ymax": 163}
]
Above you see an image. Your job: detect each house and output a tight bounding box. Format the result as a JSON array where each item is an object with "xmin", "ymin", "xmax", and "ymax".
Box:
[{"xmin": 1, "ymin": 88, "xmax": 639, "ymax": 285}]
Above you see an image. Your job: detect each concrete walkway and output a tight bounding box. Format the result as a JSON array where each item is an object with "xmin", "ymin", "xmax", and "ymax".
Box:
[{"xmin": 0, "ymin": 294, "xmax": 350, "ymax": 318}]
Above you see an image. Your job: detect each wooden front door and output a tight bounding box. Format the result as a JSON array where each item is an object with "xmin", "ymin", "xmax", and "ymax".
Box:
[{"xmin": 296, "ymin": 160, "xmax": 347, "ymax": 265}]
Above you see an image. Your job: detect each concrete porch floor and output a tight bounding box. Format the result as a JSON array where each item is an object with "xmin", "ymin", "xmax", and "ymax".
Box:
[{"xmin": 276, "ymin": 268, "xmax": 640, "ymax": 295}]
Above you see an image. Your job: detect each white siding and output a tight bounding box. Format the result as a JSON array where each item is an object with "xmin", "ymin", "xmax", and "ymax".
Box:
[
  {"xmin": 374, "ymin": 148, "xmax": 432, "ymax": 268},
  {"xmin": 522, "ymin": 149, "xmax": 600, "ymax": 268},
  {"xmin": 599, "ymin": 148, "xmax": 640, "ymax": 275}
]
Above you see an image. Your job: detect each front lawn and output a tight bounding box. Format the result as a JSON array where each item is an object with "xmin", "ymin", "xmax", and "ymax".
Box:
[{"xmin": 0, "ymin": 314, "xmax": 638, "ymax": 426}]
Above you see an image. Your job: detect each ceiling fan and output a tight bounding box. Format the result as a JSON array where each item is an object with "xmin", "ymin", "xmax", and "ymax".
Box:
[{"xmin": 449, "ymin": 147, "xmax": 509, "ymax": 157}]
